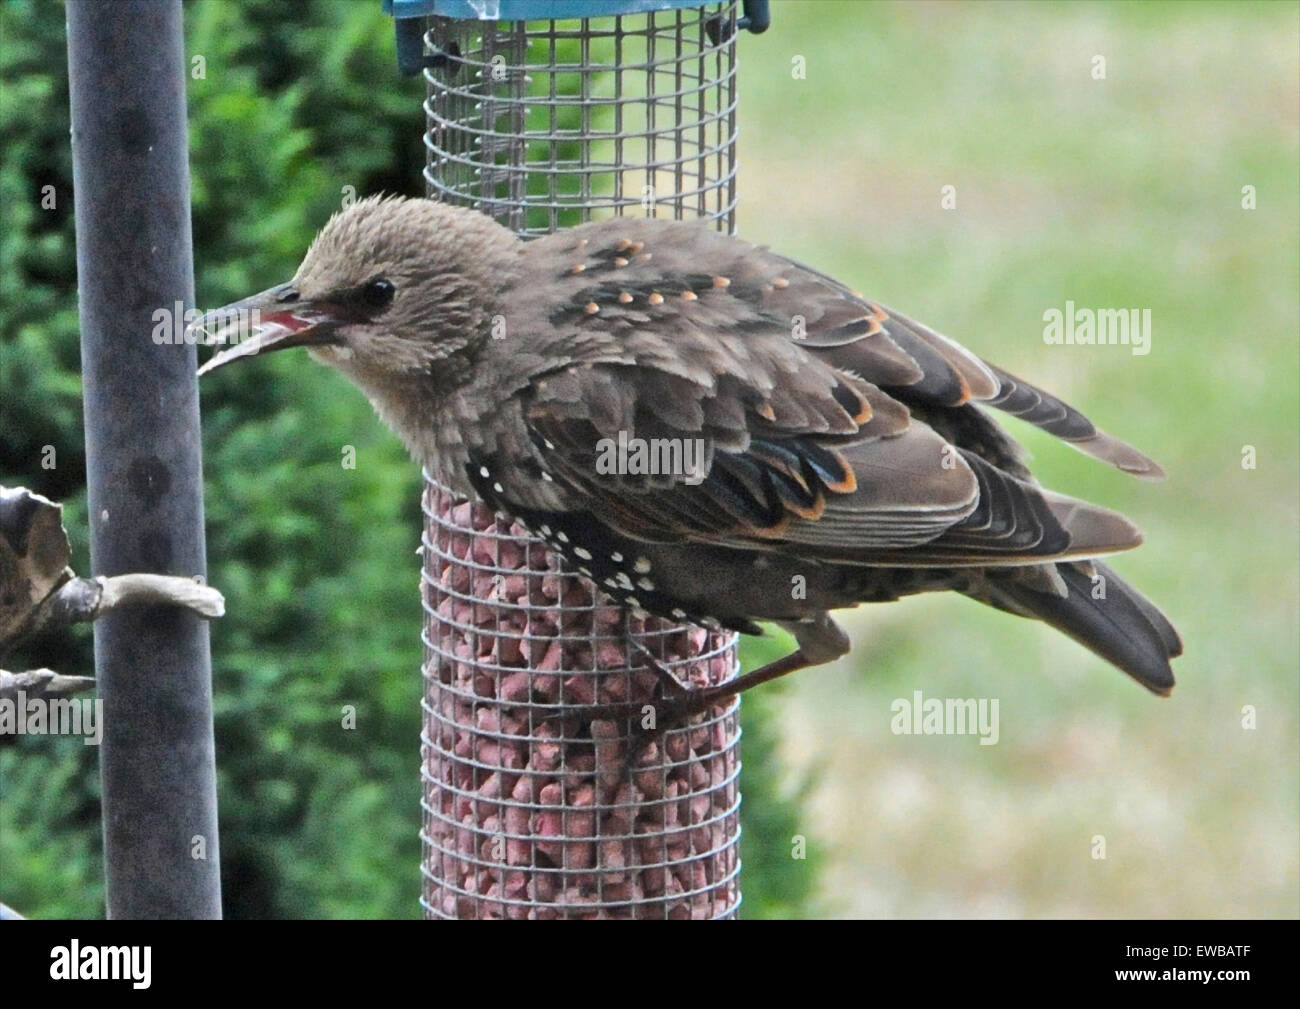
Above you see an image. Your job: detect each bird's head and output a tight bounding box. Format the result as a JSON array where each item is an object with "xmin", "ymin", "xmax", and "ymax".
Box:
[{"xmin": 193, "ymin": 195, "xmax": 520, "ymax": 386}]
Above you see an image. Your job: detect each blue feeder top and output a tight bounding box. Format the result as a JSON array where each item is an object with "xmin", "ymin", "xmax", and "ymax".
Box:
[
  {"xmin": 383, "ymin": 0, "xmax": 769, "ymax": 75},
  {"xmin": 385, "ymin": 1, "xmax": 760, "ymax": 21}
]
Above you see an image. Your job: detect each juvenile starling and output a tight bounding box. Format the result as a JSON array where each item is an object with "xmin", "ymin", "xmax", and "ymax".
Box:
[{"xmin": 196, "ymin": 195, "xmax": 1181, "ymax": 711}]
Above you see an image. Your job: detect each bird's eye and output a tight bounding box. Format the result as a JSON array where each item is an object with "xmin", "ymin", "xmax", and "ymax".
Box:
[{"xmin": 362, "ymin": 278, "xmax": 395, "ymax": 309}]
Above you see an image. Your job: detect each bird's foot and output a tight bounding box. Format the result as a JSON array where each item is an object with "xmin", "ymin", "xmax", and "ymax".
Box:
[
  {"xmin": 551, "ymin": 644, "xmax": 815, "ymax": 729},
  {"xmin": 539, "ymin": 643, "xmax": 817, "ymax": 786}
]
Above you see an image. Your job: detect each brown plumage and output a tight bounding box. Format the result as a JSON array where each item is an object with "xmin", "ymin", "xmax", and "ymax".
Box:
[{"xmin": 196, "ymin": 195, "xmax": 1181, "ymax": 704}]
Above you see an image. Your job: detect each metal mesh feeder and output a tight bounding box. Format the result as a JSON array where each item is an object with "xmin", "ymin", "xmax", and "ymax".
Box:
[
  {"xmin": 421, "ymin": 489, "xmax": 741, "ymax": 918},
  {"xmin": 388, "ymin": 0, "xmax": 769, "ymax": 919}
]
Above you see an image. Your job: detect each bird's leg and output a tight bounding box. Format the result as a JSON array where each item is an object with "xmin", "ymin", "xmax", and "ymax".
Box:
[
  {"xmin": 537, "ymin": 645, "xmax": 817, "ymax": 786},
  {"xmin": 567, "ymin": 646, "xmax": 815, "ymax": 731},
  {"xmin": 570, "ymin": 609, "xmax": 692, "ymax": 768},
  {"xmin": 618, "ymin": 607, "xmax": 689, "ymax": 701},
  {"xmin": 648, "ymin": 647, "xmax": 814, "ymax": 724},
  {"xmin": 553, "ymin": 616, "xmax": 846, "ymax": 766},
  {"xmin": 535, "ymin": 609, "xmax": 686, "ymax": 734},
  {"xmin": 633, "ymin": 612, "xmax": 849, "ymax": 726}
]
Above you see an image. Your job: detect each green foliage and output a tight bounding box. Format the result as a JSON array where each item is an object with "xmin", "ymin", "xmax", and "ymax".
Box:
[
  {"xmin": 0, "ymin": 0, "xmax": 817, "ymax": 919},
  {"xmin": 737, "ymin": 633, "xmax": 822, "ymax": 919},
  {"xmin": 0, "ymin": 0, "xmax": 101, "ymax": 920}
]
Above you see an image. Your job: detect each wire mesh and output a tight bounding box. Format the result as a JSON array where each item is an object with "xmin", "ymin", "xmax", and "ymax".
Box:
[
  {"xmin": 419, "ymin": 4, "xmax": 744, "ymax": 919},
  {"xmin": 422, "ymin": 4, "xmax": 739, "ymax": 234}
]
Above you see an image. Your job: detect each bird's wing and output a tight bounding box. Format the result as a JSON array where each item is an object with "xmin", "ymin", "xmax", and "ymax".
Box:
[
  {"xmin": 515, "ymin": 356, "xmax": 969, "ymax": 543},
  {"xmin": 754, "ymin": 252, "xmax": 1165, "ymax": 479},
  {"xmin": 517, "ymin": 218, "xmax": 1164, "ymax": 477},
  {"xmin": 513, "ymin": 361, "xmax": 1140, "ymax": 566},
  {"xmin": 489, "ymin": 218, "xmax": 1152, "ymax": 566}
]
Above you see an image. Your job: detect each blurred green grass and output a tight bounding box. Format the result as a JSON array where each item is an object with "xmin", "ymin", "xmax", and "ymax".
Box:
[{"xmin": 735, "ymin": 0, "xmax": 1298, "ymax": 918}]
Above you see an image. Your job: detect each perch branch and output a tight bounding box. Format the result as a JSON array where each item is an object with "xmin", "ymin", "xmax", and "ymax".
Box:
[{"xmin": 0, "ymin": 667, "xmax": 96, "ymax": 705}]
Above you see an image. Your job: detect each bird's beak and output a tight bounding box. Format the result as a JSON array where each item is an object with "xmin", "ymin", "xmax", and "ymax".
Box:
[{"xmin": 192, "ymin": 284, "xmax": 346, "ymax": 377}]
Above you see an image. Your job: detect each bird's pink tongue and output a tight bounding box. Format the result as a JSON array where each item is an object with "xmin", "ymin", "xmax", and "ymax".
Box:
[
  {"xmin": 195, "ymin": 311, "xmax": 320, "ymax": 376},
  {"xmin": 256, "ymin": 310, "xmax": 316, "ymax": 332}
]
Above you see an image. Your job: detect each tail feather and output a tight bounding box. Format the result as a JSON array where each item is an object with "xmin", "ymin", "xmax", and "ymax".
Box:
[{"xmin": 982, "ymin": 560, "xmax": 1182, "ymax": 695}]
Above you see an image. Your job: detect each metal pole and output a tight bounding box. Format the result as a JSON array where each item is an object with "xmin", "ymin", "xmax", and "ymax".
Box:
[{"xmin": 67, "ymin": 0, "xmax": 221, "ymax": 919}]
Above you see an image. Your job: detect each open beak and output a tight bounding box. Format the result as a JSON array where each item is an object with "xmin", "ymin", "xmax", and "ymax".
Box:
[{"xmin": 192, "ymin": 284, "xmax": 346, "ymax": 377}]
